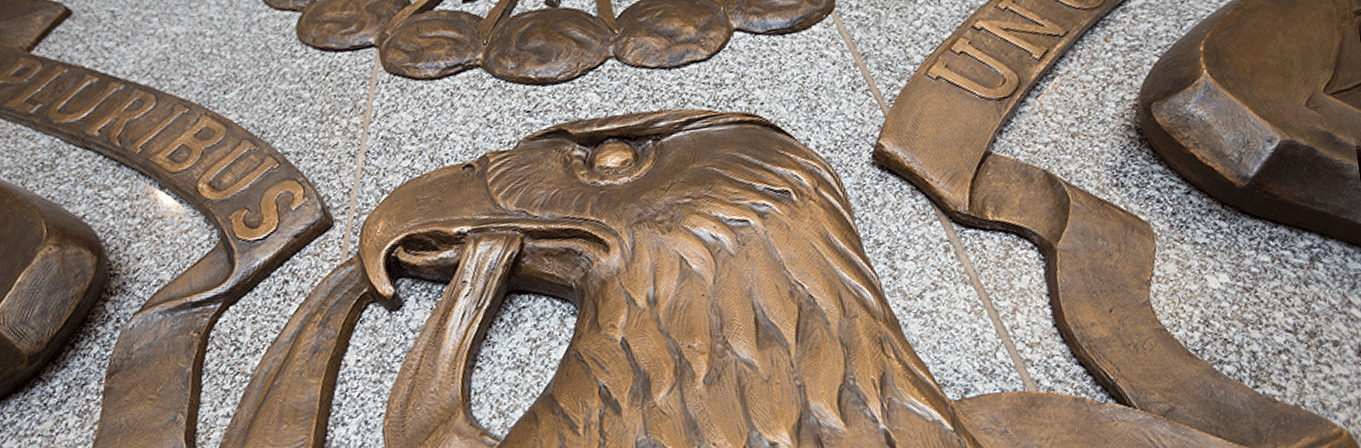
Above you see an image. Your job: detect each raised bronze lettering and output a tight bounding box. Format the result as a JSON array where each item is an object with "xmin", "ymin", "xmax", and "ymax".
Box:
[
  {"xmin": 927, "ymin": 39, "xmax": 1020, "ymax": 99},
  {"xmin": 0, "ymin": 47, "xmax": 332, "ymax": 448},
  {"xmin": 0, "ymin": 57, "xmax": 41, "ymax": 86},
  {"xmin": 974, "ymin": 0, "xmax": 1067, "ymax": 59},
  {"xmin": 48, "ymin": 75, "xmax": 123, "ymax": 124},
  {"xmin": 85, "ymin": 88, "xmax": 156, "ymax": 146},
  {"xmin": 1055, "ymin": 0, "xmax": 1103, "ymax": 9},
  {"xmin": 230, "ymin": 179, "xmax": 305, "ymax": 241},
  {"xmin": 4, "ymin": 66, "xmax": 65, "ymax": 114},
  {"xmin": 198, "ymin": 139, "xmax": 280, "ymax": 201},
  {"xmin": 133, "ymin": 104, "xmax": 189, "ymax": 154},
  {"xmin": 150, "ymin": 114, "xmax": 225, "ymax": 173}
]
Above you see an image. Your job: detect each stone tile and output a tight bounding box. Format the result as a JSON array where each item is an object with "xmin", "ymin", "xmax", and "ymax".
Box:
[
  {"xmin": 955, "ymin": 227, "xmax": 1112, "ymax": 402},
  {"xmin": 857, "ymin": 185, "xmax": 1025, "ymax": 402}
]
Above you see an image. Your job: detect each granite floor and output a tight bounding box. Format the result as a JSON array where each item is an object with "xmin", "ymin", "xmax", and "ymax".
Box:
[{"xmin": 0, "ymin": 0, "xmax": 1358, "ymax": 446}]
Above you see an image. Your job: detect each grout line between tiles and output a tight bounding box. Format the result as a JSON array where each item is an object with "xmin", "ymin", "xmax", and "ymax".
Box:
[
  {"xmin": 928, "ymin": 207, "xmax": 1038, "ymax": 392},
  {"xmin": 831, "ymin": 11, "xmax": 1038, "ymax": 392},
  {"xmin": 340, "ymin": 52, "xmax": 382, "ymax": 261},
  {"xmin": 833, "ymin": 13, "xmax": 891, "ymax": 115}
]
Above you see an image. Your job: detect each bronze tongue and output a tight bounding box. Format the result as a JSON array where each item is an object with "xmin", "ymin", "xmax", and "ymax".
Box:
[{"xmin": 385, "ymin": 231, "xmax": 524, "ymax": 448}]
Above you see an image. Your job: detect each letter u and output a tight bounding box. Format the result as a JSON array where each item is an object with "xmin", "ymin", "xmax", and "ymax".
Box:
[
  {"xmin": 927, "ymin": 39, "xmax": 1020, "ymax": 100},
  {"xmin": 47, "ymin": 74, "xmax": 124, "ymax": 124},
  {"xmin": 198, "ymin": 139, "xmax": 280, "ymax": 201}
]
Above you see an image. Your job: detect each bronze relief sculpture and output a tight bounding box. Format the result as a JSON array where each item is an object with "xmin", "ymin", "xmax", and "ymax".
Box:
[
  {"xmin": 1139, "ymin": 0, "xmax": 1361, "ymax": 245},
  {"xmin": 0, "ymin": 180, "xmax": 107, "ymax": 399},
  {"xmin": 0, "ymin": 3, "xmax": 334, "ymax": 445},
  {"xmin": 877, "ymin": 0, "xmax": 1357, "ymax": 446},
  {"xmin": 270, "ymin": 0, "xmax": 833, "ymax": 84},
  {"xmin": 0, "ymin": 0, "xmax": 1355, "ymax": 445},
  {"xmin": 225, "ymin": 110, "xmax": 1261, "ymax": 447}
]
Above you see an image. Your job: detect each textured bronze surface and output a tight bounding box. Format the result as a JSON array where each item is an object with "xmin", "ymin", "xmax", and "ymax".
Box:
[
  {"xmin": 297, "ymin": 0, "xmax": 410, "ymax": 50},
  {"xmin": 229, "ymin": 110, "xmax": 1289, "ymax": 447},
  {"xmin": 956, "ymin": 392, "xmax": 1244, "ymax": 447},
  {"xmin": 265, "ymin": 0, "xmax": 313, "ymax": 11},
  {"xmin": 384, "ymin": 232, "xmax": 521, "ymax": 447},
  {"xmin": 380, "ymin": 10, "xmax": 485, "ymax": 79},
  {"xmin": 0, "ymin": 180, "xmax": 106, "ymax": 398},
  {"xmin": 877, "ymin": 0, "xmax": 1127, "ymax": 213},
  {"xmin": 0, "ymin": 45, "xmax": 333, "ymax": 447},
  {"xmin": 277, "ymin": 0, "xmax": 830, "ymax": 84},
  {"xmin": 233, "ymin": 111, "xmax": 975, "ymax": 447},
  {"xmin": 482, "ymin": 7, "xmax": 613, "ymax": 84},
  {"xmin": 961, "ymin": 154, "xmax": 1354, "ymax": 448},
  {"xmin": 877, "ymin": 0, "xmax": 1358, "ymax": 447},
  {"xmin": 725, "ymin": 0, "xmax": 832, "ymax": 34},
  {"xmin": 1139, "ymin": 0, "xmax": 1361, "ymax": 245},
  {"xmin": 613, "ymin": 0, "xmax": 733, "ymax": 69},
  {"xmin": 223, "ymin": 257, "xmax": 376, "ymax": 448},
  {"xmin": 0, "ymin": 0, "xmax": 68, "ymax": 52}
]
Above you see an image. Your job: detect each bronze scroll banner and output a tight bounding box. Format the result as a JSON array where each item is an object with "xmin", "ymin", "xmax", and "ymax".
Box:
[
  {"xmin": 877, "ymin": 0, "xmax": 1120, "ymax": 212},
  {"xmin": 0, "ymin": 47, "xmax": 332, "ymax": 447},
  {"xmin": 876, "ymin": 0, "xmax": 1357, "ymax": 447}
]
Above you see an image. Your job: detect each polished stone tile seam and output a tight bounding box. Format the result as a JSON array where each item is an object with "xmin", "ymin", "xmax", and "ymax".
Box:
[
  {"xmin": 830, "ymin": 11, "xmax": 1040, "ymax": 392},
  {"xmin": 339, "ymin": 56, "xmax": 384, "ymax": 260}
]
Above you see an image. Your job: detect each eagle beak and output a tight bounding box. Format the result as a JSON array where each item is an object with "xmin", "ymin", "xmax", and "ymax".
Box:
[
  {"xmin": 359, "ymin": 161, "xmax": 511, "ymax": 299},
  {"xmin": 360, "ymin": 157, "xmax": 618, "ymax": 447},
  {"xmin": 359, "ymin": 159, "xmax": 613, "ymax": 300}
]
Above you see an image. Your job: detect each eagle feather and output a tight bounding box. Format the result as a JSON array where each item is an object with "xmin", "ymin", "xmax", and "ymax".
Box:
[{"xmin": 479, "ymin": 112, "xmax": 971, "ymax": 447}]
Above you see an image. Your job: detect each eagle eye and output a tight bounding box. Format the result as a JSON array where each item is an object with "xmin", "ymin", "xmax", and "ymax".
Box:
[
  {"xmin": 591, "ymin": 141, "xmax": 637, "ymax": 170},
  {"xmin": 569, "ymin": 139, "xmax": 656, "ymax": 186}
]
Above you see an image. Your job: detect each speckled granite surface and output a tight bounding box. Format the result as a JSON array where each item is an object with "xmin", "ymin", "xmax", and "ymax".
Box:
[{"xmin": 0, "ymin": 0, "xmax": 1357, "ymax": 446}]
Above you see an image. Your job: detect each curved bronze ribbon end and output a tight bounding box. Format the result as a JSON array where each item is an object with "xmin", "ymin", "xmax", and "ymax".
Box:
[
  {"xmin": 222, "ymin": 257, "xmax": 376, "ymax": 448},
  {"xmin": 91, "ymin": 217, "xmax": 330, "ymax": 448},
  {"xmin": 94, "ymin": 244, "xmax": 236, "ymax": 448},
  {"xmin": 94, "ymin": 207, "xmax": 329, "ymax": 448},
  {"xmin": 878, "ymin": 146, "xmax": 1358, "ymax": 448},
  {"xmin": 956, "ymin": 392, "xmax": 1244, "ymax": 447},
  {"xmin": 874, "ymin": 0, "xmax": 1354, "ymax": 443},
  {"xmin": 975, "ymin": 154, "xmax": 1356, "ymax": 448}
]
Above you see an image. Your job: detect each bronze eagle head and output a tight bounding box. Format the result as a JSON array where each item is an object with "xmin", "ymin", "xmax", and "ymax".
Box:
[
  {"xmin": 226, "ymin": 111, "xmax": 1251, "ymax": 448},
  {"xmin": 359, "ymin": 110, "xmax": 975, "ymax": 447}
]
